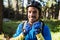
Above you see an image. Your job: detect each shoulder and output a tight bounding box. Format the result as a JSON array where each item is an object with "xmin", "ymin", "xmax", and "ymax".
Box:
[
  {"xmin": 17, "ymin": 20, "xmax": 28, "ymax": 29},
  {"xmin": 41, "ymin": 21, "xmax": 51, "ymax": 34},
  {"xmin": 13, "ymin": 22, "xmax": 24, "ymax": 37},
  {"xmin": 39, "ymin": 20, "xmax": 49, "ymax": 29},
  {"xmin": 39, "ymin": 20, "xmax": 50, "ymax": 30},
  {"xmin": 43, "ymin": 24, "xmax": 51, "ymax": 35},
  {"xmin": 43, "ymin": 25, "xmax": 51, "ymax": 40},
  {"xmin": 16, "ymin": 22, "xmax": 24, "ymax": 32},
  {"xmin": 43, "ymin": 25, "xmax": 50, "ymax": 31}
]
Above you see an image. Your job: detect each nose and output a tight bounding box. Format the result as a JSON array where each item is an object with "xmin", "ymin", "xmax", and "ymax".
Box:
[{"xmin": 30, "ymin": 12, "xmax": 35, "ymax": 16}]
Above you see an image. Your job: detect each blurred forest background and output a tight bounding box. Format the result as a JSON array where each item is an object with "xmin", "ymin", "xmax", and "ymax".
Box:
[{"xmin": 0, "ymin": 0, "xmax": 60, "ymax": 40}]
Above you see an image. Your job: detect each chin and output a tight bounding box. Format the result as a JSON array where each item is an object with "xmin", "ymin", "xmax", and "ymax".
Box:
[{"xmin": 30, "ymin": 20, "xmax": 36, "ymax": 23}]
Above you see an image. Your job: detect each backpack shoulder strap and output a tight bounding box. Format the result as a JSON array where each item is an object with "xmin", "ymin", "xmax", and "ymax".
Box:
[
  {"xmin": 22, "ymin": 21, "xmax": 27, "ymax": 31},
  {"xmin": 22, "ymin": 20, "xmax": 44, "ymax": 34},
  {"xmin": 42, "ymin": 22, "xmax": 44, "ymax": 33},
  {"xmin": 39, "ymin": 20, "xmax": 44, "ymax": 34},
  {"xmin": 23, "ymin": 21, "xmax": 27, "ymax": 29}
]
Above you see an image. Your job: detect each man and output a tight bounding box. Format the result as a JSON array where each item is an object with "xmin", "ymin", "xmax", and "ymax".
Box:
[{"xmin": 10, "ymin": 0, "xmax": 51, "ymax": 40}]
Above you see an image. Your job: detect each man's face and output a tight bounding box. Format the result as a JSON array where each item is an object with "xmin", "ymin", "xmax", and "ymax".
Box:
[{"xmin": 28, "ymin": 7, "xmax": 39, "ymax": 23}]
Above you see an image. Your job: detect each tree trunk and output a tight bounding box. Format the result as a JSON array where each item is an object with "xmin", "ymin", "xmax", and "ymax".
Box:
[
  {"xmin": 58, "ymin": 10, "xmax": 60, "ymax": 20},
  {"xmin": 58, "ymin": 2, "xmax": 60, "ymax": 20},
  {"xmin": 8, "ymin": 0, "xmax": 11, "ymax": 8},
  {"xmin": 14, "ymin": 0, "xmax": 19, "ymax": 20},
  {"xmin": 0, "ymin": 0, "xmax": 3, "ymax": 34}
]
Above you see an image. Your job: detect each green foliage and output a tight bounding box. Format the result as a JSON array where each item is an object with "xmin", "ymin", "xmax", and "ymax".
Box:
[
  {"xmin": 51, "ymin": 32, "xmax": 60, "ymax": 40},
  {"xmin": 3, "ymin": 20, "xmax": 21, "ymax": 37},
  {"xmin": 2, "ymin": 19, "xmax": 60, "ymax": 40},
  {"xmin": 46, "ymin": 1, "xmax": 52, "ymax": 8},
  {"xmin": 43, "ymin": 19, "xmax": 60, "ymax": 32}
]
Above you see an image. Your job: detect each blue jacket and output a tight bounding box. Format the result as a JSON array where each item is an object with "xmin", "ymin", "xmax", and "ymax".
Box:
[{"xmin": 13, "ymin": 21, "xmax": 51, "ymax": 40}]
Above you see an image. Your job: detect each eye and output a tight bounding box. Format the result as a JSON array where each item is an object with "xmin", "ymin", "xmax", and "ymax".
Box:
[
  {"xmin": 32, "ymin": 11, "xmax": 37, "ymax": 14},
  {"xmin": 33, "ymin": 11, "xmax": 37, "ymax": 14},
  {"xmin": 28, "ymin": 11, "xmax": 31, "ymax": 13}
]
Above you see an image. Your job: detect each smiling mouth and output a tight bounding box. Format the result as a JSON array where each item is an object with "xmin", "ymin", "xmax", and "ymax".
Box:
[
  {"xmin": 30, "ymin": 17, "xmax": 36, "ymax": 20},
  {"xmin": 31, "ymin": 16, "xmax": 36, "ymax": 19}
]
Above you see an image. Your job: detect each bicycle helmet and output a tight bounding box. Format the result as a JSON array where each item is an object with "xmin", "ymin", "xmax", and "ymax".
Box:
[
  {"xmin": 27, "ymin": 0, "xmax": 41, "ymax": 10},
  {"xmin": 27, "ymin": 0, "xmax": 42, "ymax": 18}
]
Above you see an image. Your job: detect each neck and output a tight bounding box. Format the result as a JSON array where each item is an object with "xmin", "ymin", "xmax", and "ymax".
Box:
[
  {"xmin": 29, "ymin": 20, "xmax": 39, "ymax": 26},
  {"xmin": 29, "ymin": 21, "xmax": 33, "ymax": 26}
]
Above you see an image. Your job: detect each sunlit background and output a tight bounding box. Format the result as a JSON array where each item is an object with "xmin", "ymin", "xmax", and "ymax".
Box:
[{"xmin": 0, "ymin": 0, "xmax": 60, "ymax": 40}]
